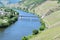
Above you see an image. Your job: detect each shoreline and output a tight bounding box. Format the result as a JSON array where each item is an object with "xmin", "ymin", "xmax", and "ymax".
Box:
[{"xmin": 19, "ymin": 7, "xmax": 47, "ymax": 40}]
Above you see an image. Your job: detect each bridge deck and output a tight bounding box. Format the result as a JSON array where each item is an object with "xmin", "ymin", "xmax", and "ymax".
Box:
[{"xmin": 19, "ymin": 15, "xmax": 38, "ymax": 17}]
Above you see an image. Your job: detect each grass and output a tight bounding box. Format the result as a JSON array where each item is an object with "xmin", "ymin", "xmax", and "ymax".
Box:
[
  {"xmin": 29, "ymin": 23, "xmax": 60, "ymax": 40},
  {"xmin": 43, "ymin": 10, "xmax": 60, "ymax": 26}
]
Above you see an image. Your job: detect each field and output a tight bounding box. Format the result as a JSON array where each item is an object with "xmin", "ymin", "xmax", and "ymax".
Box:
[{"xmin": 43, "ymin": 11, "xmax": 60, "ymax": 28}]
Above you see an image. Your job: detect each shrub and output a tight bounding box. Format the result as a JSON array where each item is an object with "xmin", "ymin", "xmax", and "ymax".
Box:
[
  {"xmin": 32, "ymin": 29, "xmax": 39, "ymax": 35},
  {"xmin": 39, "ymin": 19, "xmax": 46, "ymax": 31},
  {"xmin": 39, "ymin": 23, "xmax": 45, "ymax": 31},
  {"xmin": 58, "ymin": 0, "xmax": 60, "ymax": 3},
  {"xmin": 2, "ymin": 22, "xmax": 10, "ymax": 28},
  {"xmin": 22, "ymin": 36, "xmax": 28, "ymax": 40}
]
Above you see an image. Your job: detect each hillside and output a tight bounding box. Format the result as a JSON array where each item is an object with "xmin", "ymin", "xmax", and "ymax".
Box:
[
  {"xmin": 17, "ymin": 0, "xmax": 60, "ymax": 40},
  {"xmin": 29, "ymin": 10, "xmax": 60, "ymax": 40},
  {"xmin": 27, "ymin": 0, "xmax": 60, "ymax": 40}
]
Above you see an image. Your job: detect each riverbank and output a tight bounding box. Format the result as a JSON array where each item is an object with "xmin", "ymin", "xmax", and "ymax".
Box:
[
  {"xmin": 19, "ymin": 1, "xmax": 47, "ymax": 40},
  {"xmin": 22, "ymin": 18, "xmax": 46, "ymax": 40},
  {"xmin": 0, "ymin": 7, "xmax": 19, "ymax": 28},
  {"xmin": 17, "ymin": 4, "xmax": 47, "ymax": 40}
]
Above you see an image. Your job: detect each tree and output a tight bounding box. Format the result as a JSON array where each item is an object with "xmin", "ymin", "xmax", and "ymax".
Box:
[
  {"xmin": 32, "ymin": 29, "xmax": 39, "ymax": 35},
  {"xmin": 22, "ymin": 36, "xmax": 28, "ymax": 40},
  {"xmin": 58, "ymin": 0, "xmax": 60, "ymax": 3},
  {"xmin": 39, "ymin": 19, "xmax": 46, "ymax": 31},
  {"xmin": 0, "ymin": 7, "xmax": 19, "ymax": 28},
  {"xmin": 39, "ymin": 23, "xmax": 45, "ymax": 31}
]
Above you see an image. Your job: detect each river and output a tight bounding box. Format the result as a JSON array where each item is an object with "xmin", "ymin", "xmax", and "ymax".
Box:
[{"xmin": 0, "ymin": 10, "xmax": 41, "ymax": 40}]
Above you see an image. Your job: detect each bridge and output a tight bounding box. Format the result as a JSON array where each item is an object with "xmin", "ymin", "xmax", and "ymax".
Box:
[
  {"xmin": 19, "ymin": 15, "xmax": 38, "ymax": 18},
  {"xmin": 19, "ymin": 15, "xmax": 39, "ymax": 22}
]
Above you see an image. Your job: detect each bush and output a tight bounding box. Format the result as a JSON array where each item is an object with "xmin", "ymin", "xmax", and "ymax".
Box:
[
  {"xmin": 32, "ymin": 29, "xmax": 39, "ymax": 35},
  {"xmin": 2, "ymin": 22, "xmax": 10, "ymax": 28},
  {"xmin": 22, "ymin": 36, "xmax": 28, "ymax": 40},
  {"xmin": 58, "ymin": 0, "xmax": 60, "ymax": 3},
  {"xmin": 39, "ymin": 23, "xmax": 45, "ymax": 31},
  {"xmin": 39, "ymin": 19, "xmax": 46, "ymax": 31}
]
